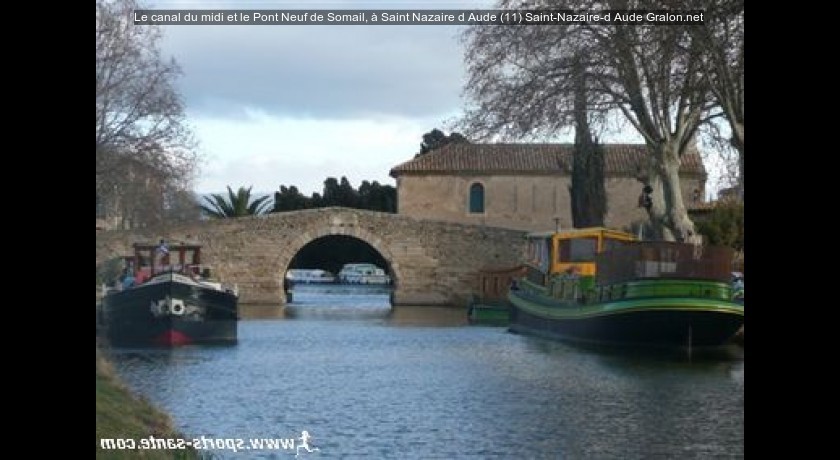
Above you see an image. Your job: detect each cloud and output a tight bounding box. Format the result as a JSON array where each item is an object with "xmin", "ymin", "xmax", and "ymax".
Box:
[
  {"xmin": 155, "ymin": 0, "xmax": 491, "ymax": 119},
  {"xmin": 191, "ymin": 110, "xmax": 445, "ymax": 194},
  {"xmin": 142, "ymin": 0, "xmax": 499, "ymax": 195}
]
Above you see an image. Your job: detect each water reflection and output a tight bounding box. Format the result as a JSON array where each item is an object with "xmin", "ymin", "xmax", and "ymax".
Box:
[
  {"xmin": 387, "ymin": 306, "xmax": 469, "ymax": 327},
  {"xmin": 238, "ymin": 304, "xmax": 284, "ymax": 320},
  {"xmin": 106, "ymin": 285, "xmax": 743, "ymax": 459},
  {"xmin": 506, "ymin": 335, "xmax": 744, "ymax": 458},
  {"xmin": 284, "ymin": 284, "xmax": 393, "ymax": 320}
]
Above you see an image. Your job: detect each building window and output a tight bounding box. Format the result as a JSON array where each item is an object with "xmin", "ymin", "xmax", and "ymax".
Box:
[{"xmin": 469, "ymin": 183, "xmax": 485, "ymax": 213}]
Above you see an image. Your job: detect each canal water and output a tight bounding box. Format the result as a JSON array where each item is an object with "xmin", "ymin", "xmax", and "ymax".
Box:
[{"xmin": 107, "ymin": 285, "xmax": 744, "ymax": 459}]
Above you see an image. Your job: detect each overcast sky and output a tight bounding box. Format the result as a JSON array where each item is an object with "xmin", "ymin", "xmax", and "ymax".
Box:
[
  {"xmin": 148, "ymin": 0, "xmax": 501, "ymax": 196},
  {"xmin": 150, "ymin": 0, "xmax": 726, "ymax": 198}
]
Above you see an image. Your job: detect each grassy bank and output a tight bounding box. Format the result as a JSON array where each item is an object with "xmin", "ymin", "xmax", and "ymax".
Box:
[{"xmin": 96, "ymin": 348, "xmax": 199, "ymax": 459}]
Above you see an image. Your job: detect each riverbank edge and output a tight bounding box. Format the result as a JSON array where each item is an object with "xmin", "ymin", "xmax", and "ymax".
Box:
[{"xmin": 96, "ymin": 346, "xmax": 199, "ymax": 459}]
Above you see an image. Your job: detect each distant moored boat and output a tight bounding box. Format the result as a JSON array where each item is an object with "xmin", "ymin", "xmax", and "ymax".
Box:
[
  {"xmin": 337, "ymin": 263, "xmax": 392, "ymax": 285},
  {"xmin": 285, "ymin": 269, "xmax": 337, "ymax": 285}
]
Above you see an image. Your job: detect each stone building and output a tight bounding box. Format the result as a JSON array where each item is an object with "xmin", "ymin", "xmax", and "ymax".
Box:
[{"xmin": 389, "ymin": 143, "xmax": 707, "ymax": 232}]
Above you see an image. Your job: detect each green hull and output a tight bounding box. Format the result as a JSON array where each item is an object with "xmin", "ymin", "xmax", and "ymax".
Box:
[{"xmin": 509, "ymin": 279, "xmax": 744, "ymax": 347}]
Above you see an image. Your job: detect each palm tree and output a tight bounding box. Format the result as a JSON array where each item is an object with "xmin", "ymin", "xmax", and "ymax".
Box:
[{"xmin": 200, "ymin": 186, "xmax": 272, "ymax": 218}]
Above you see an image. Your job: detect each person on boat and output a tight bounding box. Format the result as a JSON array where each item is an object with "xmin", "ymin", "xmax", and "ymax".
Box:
[
  {"xmin": 155, "ymin": 239, "xmax": 169, "ymax": 272},
  {"xmin": 732, "ymin": 273, "xmax": 744, "ymax": 303},
  {"xmin": 121, "ymin": 271, "xmax": 136, "ymax": 289},
  {"xmin": 732, "ymin": 273, "xmax": 744, "ymax": 291}
]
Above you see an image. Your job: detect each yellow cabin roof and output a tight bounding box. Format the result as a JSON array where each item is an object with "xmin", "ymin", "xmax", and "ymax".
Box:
[{"xmin": 526, "ymin": 227, "xmax": 636, "ymax": 241}]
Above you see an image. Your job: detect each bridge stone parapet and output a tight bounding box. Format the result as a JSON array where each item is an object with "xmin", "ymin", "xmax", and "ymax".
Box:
[{"xmin": 95, "ymin": 207, "xmax": 528, "ymax": 307}]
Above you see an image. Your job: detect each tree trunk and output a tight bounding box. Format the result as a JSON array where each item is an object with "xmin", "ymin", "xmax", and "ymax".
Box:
[
  {"xmin": 659, "ymin": 142, "xmax": 697, "ymax": 243},
  {"xmin": 642, "ymin": 141, "xmax": 697, "ymax": 242},
  {"xmin": 644, "ymin": 165, "xmax": 671, "ymax": 241},
  {"xmin": 731, "ymin": 121, "xmax": 744, "ymax": 200}
]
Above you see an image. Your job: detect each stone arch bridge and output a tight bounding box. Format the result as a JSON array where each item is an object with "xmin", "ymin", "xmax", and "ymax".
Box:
[{"xmin": 95, "ymin": 207, "xmax": 528, "ymax": 306}]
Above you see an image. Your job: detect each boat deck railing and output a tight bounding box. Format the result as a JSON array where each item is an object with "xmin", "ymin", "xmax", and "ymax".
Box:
[
  {"xmin": 595, "ymin": 242, "xmax": 734, "ymax": 285},
  {"xmin": 593, "ymin": 279, "xmax": 733, "ymax": 303}
]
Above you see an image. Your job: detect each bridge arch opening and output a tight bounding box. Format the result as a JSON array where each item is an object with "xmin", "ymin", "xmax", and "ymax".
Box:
[
  {"xmin": 288, "ymin": 235, "xmax": 392, "ymax": 279},
  {"xmin": 283, "ymin": 233, "xmax": 397, "ymax": 310}
]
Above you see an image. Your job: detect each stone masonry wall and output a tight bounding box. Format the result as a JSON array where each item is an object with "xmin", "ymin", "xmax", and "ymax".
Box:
[
  {"xmin": 397, "ymin": 174, "xmax": 706, "ymax": 232},
  {"xmin": 95, "ymin": 207, "xmax": 528, "ymax": 307}
]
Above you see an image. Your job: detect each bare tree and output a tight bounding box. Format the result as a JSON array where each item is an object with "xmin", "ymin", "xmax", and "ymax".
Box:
[
  {"xmin": 698, "ymin": 119, "xmax": 740, "ymax": 197},
  {"xmin": 96, "ymin": 0, "xmax": 198, "ymax": 227},
  {"xmin": 163, "ymin": 189, "xmax": 203, "ymax": 225},
  {"xmin": 693, "ymin": 0, "xmax": 743, "ymax": 198},
  {"xmin": 460, "ymin": 0, "xmax": 719, "ymax": 241}
]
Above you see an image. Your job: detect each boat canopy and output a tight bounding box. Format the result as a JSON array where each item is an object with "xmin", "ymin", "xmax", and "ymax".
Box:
[
  {"xmin": 524, "ymin": 227, "xmax": 636, "ymax": 276},
  {"xmin": 130, "ymin": 241, "xmax": 205, "ymax": 278}
]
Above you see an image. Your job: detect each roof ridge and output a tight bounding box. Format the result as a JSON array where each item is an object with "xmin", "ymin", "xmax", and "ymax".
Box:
[{"xmin": 389, "ymin": 143, "xmax": 705, "ymax": 178}]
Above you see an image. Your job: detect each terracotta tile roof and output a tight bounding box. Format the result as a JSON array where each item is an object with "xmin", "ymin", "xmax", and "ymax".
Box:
[
  {"xmin": 687, "ymin": 201, "xmax": 718, "ymax": 211},
  {"xmin": 688, "ymin": 197, "xmax": 742, "ymax": 212},
  {"xmin": 389, "ymin": 143, "xmax": 706, "ymax": 177}
]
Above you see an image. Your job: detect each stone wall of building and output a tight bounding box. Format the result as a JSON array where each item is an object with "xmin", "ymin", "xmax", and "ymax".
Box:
[
  {"xmin": 397, "ymin": 174, "xmax": 706, "ymax": 232},
  {"xmin": 95, "ymin": 207, "xmax": 528, "ymax": 307},
  {"xmin": 397, "ymin": 174, "xmax": 573, "ymax": 232}
]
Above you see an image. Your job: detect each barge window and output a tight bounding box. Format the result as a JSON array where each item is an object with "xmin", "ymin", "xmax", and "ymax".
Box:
[{"xmin": 558, "ymin": 238, "xmax": 598, "ymax": 262}]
